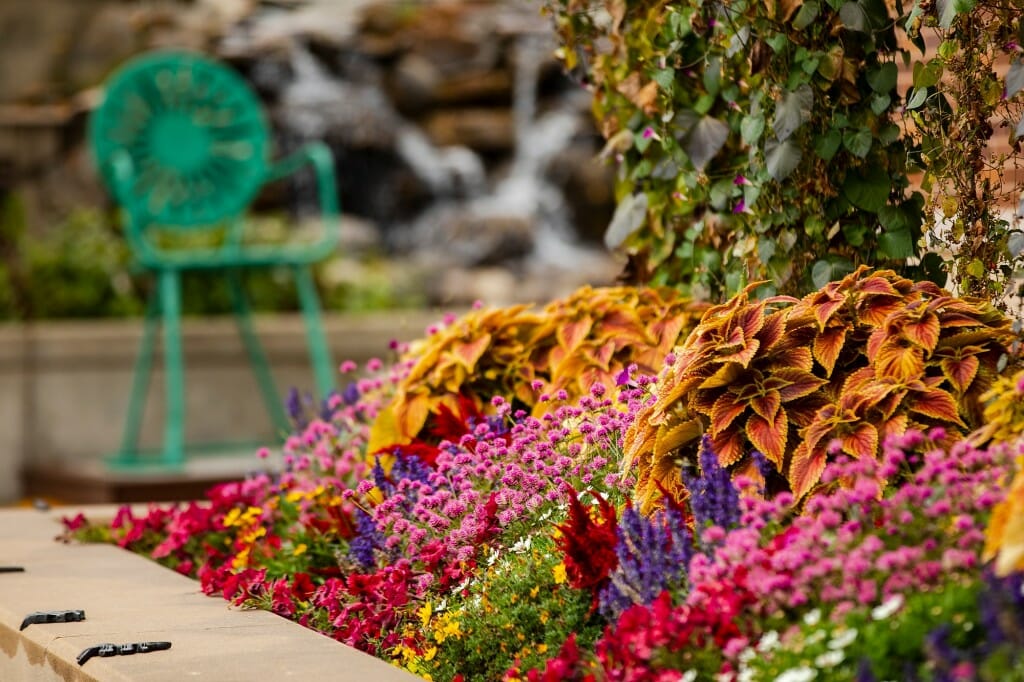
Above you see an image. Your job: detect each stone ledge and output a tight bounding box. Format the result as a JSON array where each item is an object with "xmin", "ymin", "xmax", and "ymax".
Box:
[{"xmin": 0, "ymin": 508, "xmax": 419, "ymax": 681}]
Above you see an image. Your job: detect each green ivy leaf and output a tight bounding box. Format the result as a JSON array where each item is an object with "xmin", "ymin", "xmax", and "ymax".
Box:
[
  {"xmin": 842, "ymin": 128, "xmax": 873, "ymax": 158},
  {"xmin": 878, "ymin": 205, "xmax": 909, "ymax": 231},
  {"xmin": 878, "ymin": 227, "xmax": 914, "ymax": 259},
  {"xmin": 870, "ymin": 93, "xmax": 891, "ymax": 115},
  {"xmin": 709, "ymin": 178, "xmax": 736, "ymax": 211},
  {"xmin": 693, "ymin": 93, "xmax": 717, "ymax": 115},
  {"xmin": 793, "ymin": 1, "xmax": 820, "ymax": 29},
  {"xmin": 1006, "ymin": 59, "xmax": 1024, "ymax": 100},
  {"xmin": 937, "ymin": 0, "xmax": 975, "ymax": 30},
  {"xmin": 867, "ymin": 63, "xmax": 898, "ymax": 94},
  {"xmin": 773, "ymin": 84, "xmax": 814, "ymax": 141},
  {"xmin": 878, "ymin": 124, "xmax": 901, "ymax": 145},
  {"xmin": 843, "ymin": 223, "xmax": 867, "ymax": 246},
  {"xmin": 703, "ymin": 56, "xmax": 722, "ymax": 97},
  {"xmin": 906, "ymin": 87, "xmax": 927, "ymax": 110},
  {"xmin": 913, "ymin": 59, "xmax": 943, "ymax": 88},
  {"xmin": 804, "ymin": 215, "xmax": 826, "ymax": 238},
  {"xmin": 766, "ymin": 139, "xmax": 802, "ymax": 180},
  {"xmin": 634, "ymin": 129, "xmax": 653, "ymax": 153},
  {"xmin": 766, "ymin": 34, "xmax": 790, "ymax": 53},
  {"xmin": 741, "ymin": 114, "xmax": 766, "ymax": 145},
  {"xmin": 604, "ymin": 192, "xmax": 649, "ymax": 249},
  {"xmin": 839, "ymin": 2, "xmax": 868, "ymax": 31},
  {"xmin": 812, "ymin": 258, "xmax": 854, "ymax": 288},
  {"xmin": 653, "ymin": 68, "xmax": 676, "ymax": 94},
  {"xmin": 965, "ymin": 258, "xmax": 985, "ymax": 278},
  {"xmin": 904, "ymin": 3, "xmax": 923, "ymax": 31},
  {"xmin": 843, "ymin": 166, "xmax": 889, "ymax": 212},
  {"xmin": 630, "ymin": 159, "xmax": 653, "ymax": 180},
  {"xmin": 686, "ymin": 116, "xmax": 730, "ymax": 171},
  {"xmin": 814, "ymin": 129, "xmax": 842, "ymax": 160}
]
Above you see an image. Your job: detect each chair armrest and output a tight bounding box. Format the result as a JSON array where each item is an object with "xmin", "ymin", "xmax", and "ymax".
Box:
[
  {"xmin": 264, "ymin": 142, "xmax": 341, "ymax": 258},
  {"xmin": 108, "ymin": 150, "xmax": 164, "ymax": 267}
]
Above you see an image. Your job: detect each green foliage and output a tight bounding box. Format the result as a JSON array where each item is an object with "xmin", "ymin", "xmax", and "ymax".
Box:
[
  {"xmin": 905, "ymin": 0, "xmax": 1024, "ymax": 304},
  {"xmin": 546, "ymin": 0, "xmax": 925, "ymax": 298},
  {"xmin": 1, "ymin": 204, "xmax": 143, "ymax": 320},
  {"xmin": 420, "ymin": 533, "xmax": 603, "ymax": 682},
  {"xmin": 746, "ymin": 584, "xmax": 986, "ymax": 680},
  {"xmin": 0, "ymin": 202, "xmax": 421, "ymax": 320}
]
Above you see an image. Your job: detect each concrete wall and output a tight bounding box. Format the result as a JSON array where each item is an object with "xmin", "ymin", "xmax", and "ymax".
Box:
[{"xmin": 0, "ymin": 310, "xmax": 443, "ymax": 504}]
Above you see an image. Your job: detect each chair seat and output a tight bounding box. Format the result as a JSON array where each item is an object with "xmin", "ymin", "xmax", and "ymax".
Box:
[{"xmin": 134, "ymin": 240, "xmax": 337, "ymax": 271}]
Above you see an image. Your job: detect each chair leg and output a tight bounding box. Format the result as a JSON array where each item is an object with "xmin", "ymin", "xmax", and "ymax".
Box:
[
  {"xmin": 294, "ymin": 265, "xmax": 334, "ymax": 401},
  {"xmin": 159, "ymin": 269, "xmax": 186, "ymax": 468},
  {"xmin": 112, "ymin": 291, "xmax": 161, "ymax": 467},
  {"xmin": 227, "ymin": 270, "xmax": 289, "ymax": 435}
]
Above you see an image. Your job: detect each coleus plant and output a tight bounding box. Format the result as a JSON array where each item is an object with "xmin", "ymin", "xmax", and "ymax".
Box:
[
  {"xmin": 369, "ymin": 286, "xmax": 708, "ymax": 451},
  {"xmin": 623, "ymin": 266, "xmax": 1016, "ymax": 511}
]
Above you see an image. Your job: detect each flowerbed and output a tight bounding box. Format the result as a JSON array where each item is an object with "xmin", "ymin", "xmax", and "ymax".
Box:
[{"xmin": 68, "ymin": 277, "xmax": 1024, "ymax": 681}]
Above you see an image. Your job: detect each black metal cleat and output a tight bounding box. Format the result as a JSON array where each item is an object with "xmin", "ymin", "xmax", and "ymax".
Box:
[
  {"xmin": 77, "ymin": 641, "xmax": 171, "ymax": 666},
  {"xmin": 19, "ymin": 609, "xmax": 86, "ymax": 631}
]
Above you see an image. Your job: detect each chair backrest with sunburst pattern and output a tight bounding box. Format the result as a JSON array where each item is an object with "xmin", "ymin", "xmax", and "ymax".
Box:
[{"xmin": 90, "ymin": 51, "xmax": 269, "ymax": 228}]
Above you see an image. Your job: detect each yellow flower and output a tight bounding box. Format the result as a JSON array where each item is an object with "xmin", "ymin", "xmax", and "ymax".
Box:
[
  {"xmin": 231, "ymin": 546, "xmax": 251, "ymax": 569},
  {"xmin": 292, "ymin": 543, "xmax": 308, "ymax": 557},
  {"xmin": 537, "ymin": 643, "xmax": 548, "ymax": 654},
  {"xmin": 244, "ymin": 506, "xmax": 263, "ymax": 520},
  {"xmin": 418, "ymin": 601, "xmax": 432, "ymax": 627},
  {"xmin": 423, "ymin": 646, "xmax": 437, "ymax": 662},
  {"xmin": 529, "ymin": 585, "xmax": 540, "ymax": 598},
  {"xmin": 540, "ymin": 611, "xmax": 550, "ymax": 625},
  {"xmin": 433, "ymin": 612, "xmax": 462, "ymax": 643},
  {"xmin": 552, "ymin": 562, "xmax": 567, "ymax": 585},
  {"xmin": 222, "ymin": 508, "xmax": 242, "ymax": 527},
  {"xmin": 286, "ymin": 490, "xmax": 305, "ymax": 504}
]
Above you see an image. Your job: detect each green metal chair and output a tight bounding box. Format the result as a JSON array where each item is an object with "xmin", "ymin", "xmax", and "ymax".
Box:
[{"xmin": 89, "ymin": 50, "xmax": 340, "ymax": 469}]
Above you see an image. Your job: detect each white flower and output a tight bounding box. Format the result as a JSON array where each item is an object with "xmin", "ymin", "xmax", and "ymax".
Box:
[
  {"xmin": 803, "ymin": 609, "xmax": 822, "ymax": 626},
  {"xmin": 774, "ymin": 666, "xmax": 817, "ymax": 682},
  {"xmin": 738, "ymin": 647, "xmax": 756, "ymax": 663},
  {"xmin": 510, "ymin": 536, "xmax": 532, "ymax": 553},
  {"xmin": 814, "ymin": 650, "xmax": 845, "ymax": 668},
  {"xmin": 756, "ymin": 630, "xmax": 780, "ymax": 652},
  {"xmin": 681, "ymin": 671, "xmax": 698, "ymax": 682},
  {"xmin": 828, "ymin": 627, "xmax": 858, "ymax": 650},
  {"xmin": 871, "ymin": 594, "xmax": 905, "ymax": 621}
]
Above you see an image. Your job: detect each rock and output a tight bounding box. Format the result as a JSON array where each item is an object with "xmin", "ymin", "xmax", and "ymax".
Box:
[
  {"xmin": 546, "ymin": 143, "xmax": 616, "ymax": 245},
  {"xmin": 390, "ymin": 53, "xmax": 444, "ymax": 112},
  {"xmin": 0, "ymin": 0, "xmax": 91, "ymax": 104},
  {"xmin": 431, "ymin": 266, "xmax": 522, "ymax": 307},
  {"xmin": 434, "ymin": 69, "xmax": 513, "ymax": 106},
  {"xmin": 64, "ymin": 5, "xmax": 142, "ymax": 94},
  {"xmin": 410, "ymin": 209, "xmax": 535, "ymax": 267},
  {"xmin": 424, "ymin": 108, "xmax": 515, "ymax": 152}
]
